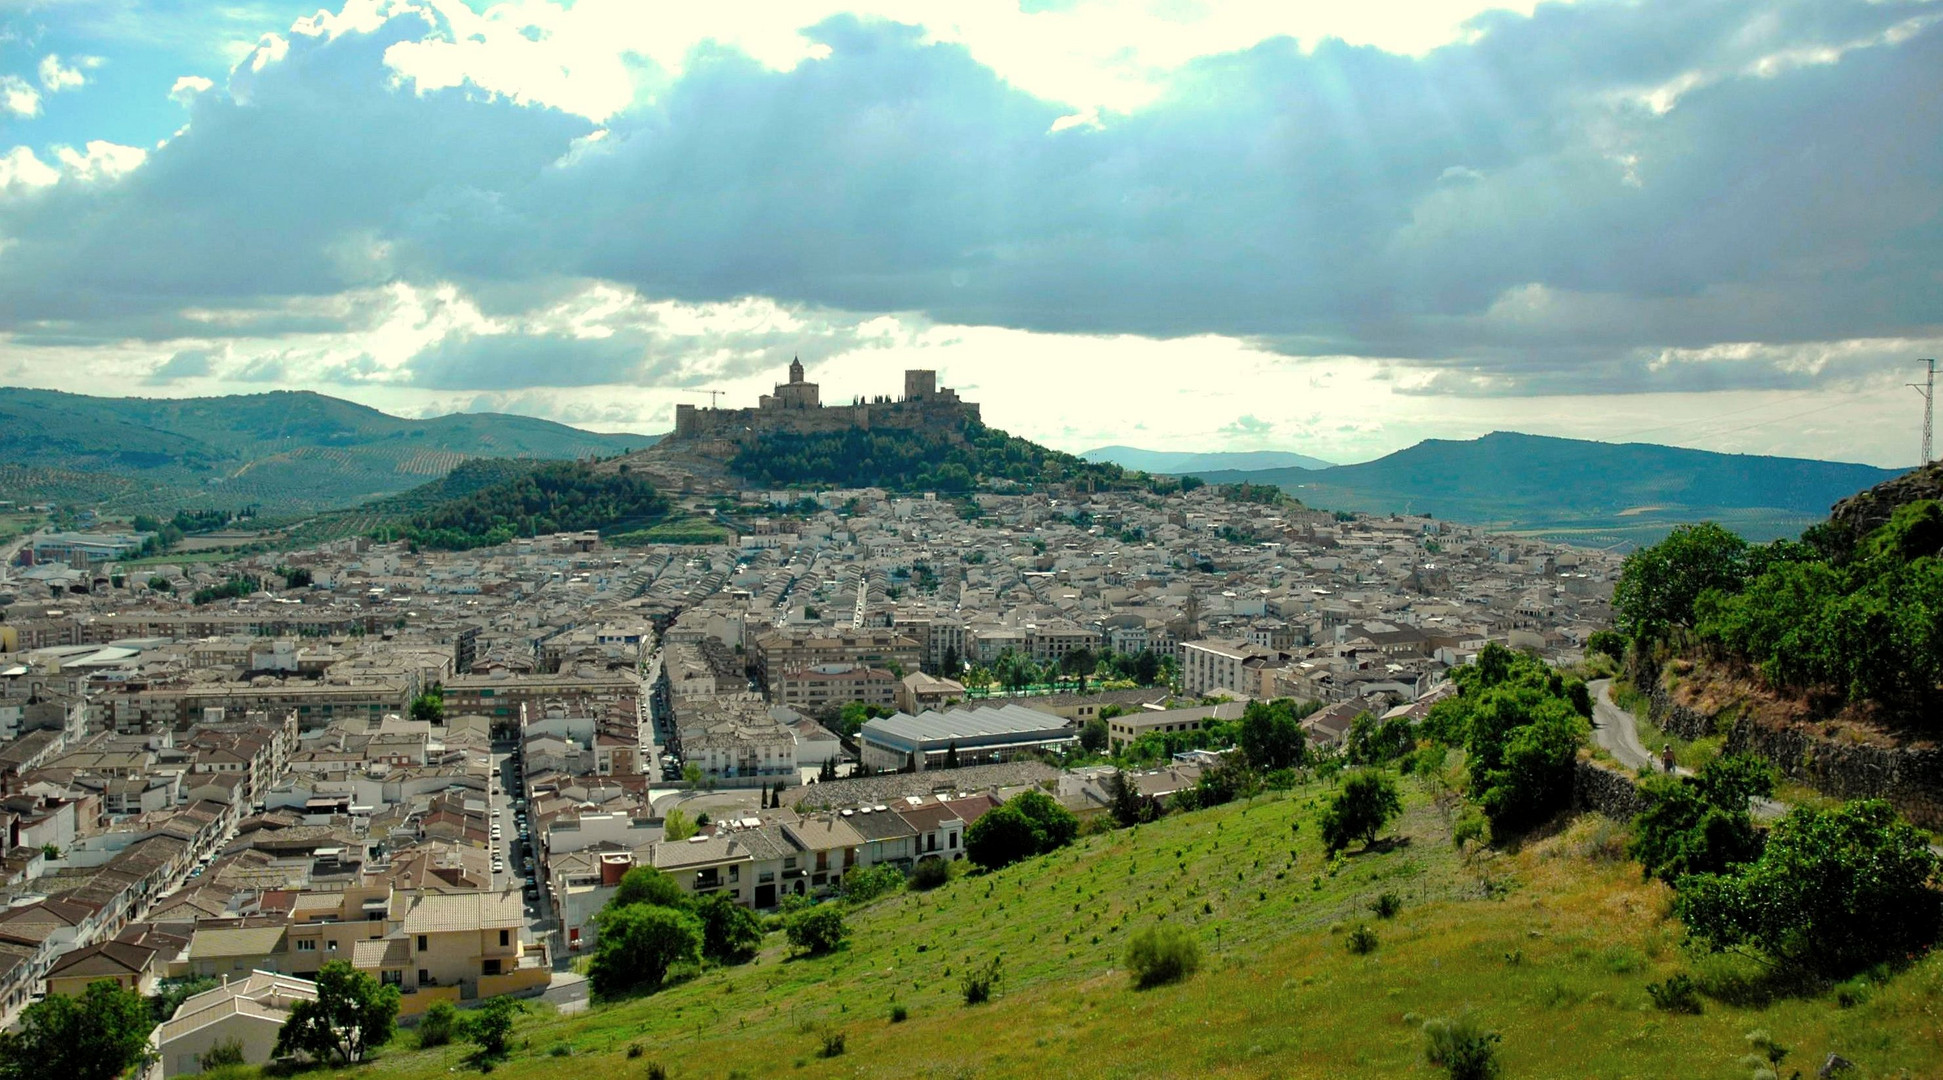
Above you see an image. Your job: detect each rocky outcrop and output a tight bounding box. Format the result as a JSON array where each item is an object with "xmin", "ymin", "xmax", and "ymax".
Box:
[
  {"xmin": 1828, "ymin": 458, "xmax": 1943, "ymax": 540},
  {"xmin": 1647, "ymin": 682, "xmax": 1724, "ymax": 742}
]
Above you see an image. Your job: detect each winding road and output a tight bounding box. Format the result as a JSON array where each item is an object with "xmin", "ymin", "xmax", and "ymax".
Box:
[{"xmin": 1588, "ymin": 679, "xmax": 1786, "ymax": 821}]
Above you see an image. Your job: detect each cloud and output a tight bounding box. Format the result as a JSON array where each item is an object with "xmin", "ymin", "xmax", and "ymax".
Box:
[
  {"xmin": 0, "ymin": 0, "xmax": 1937, "ymax": 419},
  {"xmin": 37, "ymin": 54, "xmax": 101, "ymax": 93},
  {"xmin": 169, "ymin": 75, "xmax": 215, "ymax": 106},
  {"xmin": 142, "ymin": 347, "xmax": 216, "ymax": 384},
  {"xmin": 0, "ymin": 75, "xmax": 40, "ymax": 117}
]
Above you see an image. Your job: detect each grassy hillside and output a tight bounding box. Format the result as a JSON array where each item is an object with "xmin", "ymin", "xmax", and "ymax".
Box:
[
  {"xmin": 1082, "ymin": 445, "xmax": 1335, "ymax": 473},
  {"xmin": 1190, "ymin": 432, "xmax": 1904, "ymax": 544},
  {"xmin": 0, "ymin": 388, "xmax": 659, "ymax": 516},
  {"xmin": 283, "ymin": 781, "xmax": 1937, "ymax": 1080}
]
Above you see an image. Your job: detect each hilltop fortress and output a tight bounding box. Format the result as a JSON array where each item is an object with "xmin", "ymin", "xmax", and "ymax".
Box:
[{"xmin": 671, "ymin": 359, "xmax": 979, "ymax": 444}]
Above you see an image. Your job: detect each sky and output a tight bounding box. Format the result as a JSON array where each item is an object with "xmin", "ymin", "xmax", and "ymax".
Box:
[{"xmin": 0, "ymin": 0, "xmax": 1939, "ymax": 468}]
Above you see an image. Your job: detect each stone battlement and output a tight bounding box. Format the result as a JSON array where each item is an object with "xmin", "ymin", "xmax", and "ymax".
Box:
[{"xmin": 671, "ymin": 364, "xmax": 979, "ymax": 443}]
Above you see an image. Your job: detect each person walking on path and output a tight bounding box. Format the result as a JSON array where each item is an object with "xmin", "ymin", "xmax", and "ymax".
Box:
[{"xmin": 1661, "ymin": 743, "xmax": 1677, "ymax": 774}]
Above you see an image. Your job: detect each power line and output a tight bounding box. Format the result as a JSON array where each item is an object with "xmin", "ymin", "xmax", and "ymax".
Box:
[{"xmin": 1911, "ymin": 359, "xmax": 1935, "ymax": 465}]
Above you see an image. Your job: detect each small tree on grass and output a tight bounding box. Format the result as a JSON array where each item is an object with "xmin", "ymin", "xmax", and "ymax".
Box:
[
  {"xmin": 588, "ymin": 905, "xmax": 703, "ymax": 996},
  {"xmin": 696, "ymin": 892, "xmax": 763, "ymax": 966},
  {"xmin": 274, "ymin": 960, "xmax": 400, "ymax": 1066},
  {"xmin": 0, "ymin": 979, "xmax": 157, "ymax": 1080},
  {"xmin": 785, "ymin": 906, "xmax": 848, "ymax": 957},
  {"xmin": 910, "ymin": 857, "xmax": 951, "ymax": 890},
  {"xmin": 417, "ymin": 1001, "xmax": 458, "ymax": 1048},
  {"xmin": 1319, "ymin": 769, "xmax": 1402, "ymax": 855},
  {"xmin": 1125, "ymin": 925, "xmax": 1201, "ymax": 989},
  {"xmin": 462, "ymin": 996, "xmax": 523, "ymax": 1060}
]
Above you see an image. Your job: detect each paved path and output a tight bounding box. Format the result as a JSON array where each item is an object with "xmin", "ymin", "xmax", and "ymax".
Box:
[
  {"xmin": 1589, "ymin": 679, "xmax": 1785, "ymax": 821},
  {"xmin": 541, "ymin": 972, "xmax": 589, "ymax": 1014}
]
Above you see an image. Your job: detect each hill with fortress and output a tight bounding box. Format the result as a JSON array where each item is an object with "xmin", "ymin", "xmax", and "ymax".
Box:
[{"xmin": 625, "ymin": 360, "xmax": 1142, "ymax": 494}]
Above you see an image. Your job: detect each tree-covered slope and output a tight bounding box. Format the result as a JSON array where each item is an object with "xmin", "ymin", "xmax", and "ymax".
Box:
[
  {"xmin": 0, "ymin": 387, "xmax": 659, "ymax": 515},
  {"xmin": 373, "ymin": 460, "xmax": 672, "ymax": 550},
  {"xmin": 726, "ymin": 418, "xmax": 1159, "ymax": 492}
]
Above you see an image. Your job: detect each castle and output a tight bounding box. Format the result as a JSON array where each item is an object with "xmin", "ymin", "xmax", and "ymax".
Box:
[{"xmin": 670, "ymin": 359, "xmax": 979, "ymax": 443}]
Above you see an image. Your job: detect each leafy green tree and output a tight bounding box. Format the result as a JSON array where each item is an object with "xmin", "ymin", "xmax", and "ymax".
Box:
[
  {"xmin": 663, "ymin": 807, "xmax": 699, "ymax": 841},
  {"xmin": 964, "ymin": 790, "xmax": 1077, "ymax": 870},
  {"xmin": 1629, "ymin": 753, "xmax": 1773, "ymax": 883},
  {"xmin": 589, "ymin": 904, "xmax": 703, "ymax": 996},
  {"xmin": 1124, "ymin": 924, "xmax": 1202, "ymax": 989},
  {"xmin": 1674, "ymin": 799, "xmax": 1940, "ymax": 978},
  {"xmin": 1079, "ymin": 718, "xmax": 1109, "ymax": 754},
  {"xmin": 1237, "ymin": 699, "xmax": 1307, "ymax": 771},
  {"xmin": 694, "ymin": 892, "xmax": 763, "ymax": 965},
  {"xmin": 1613, "ymin": 522, "xmax": 1749, "ymax": 641},
  {"xmin": 785, "ymin": 906, "xmax": 848, "ymax": 956},
  {"xmin": 409, "ymin": 686, "xmax": 443, "ymax": 725},
  {"xmin": 606, "ymin": 865, "xmax": 688, "ymax": 912},
  {"xmin": 1106, "ymin": 768, "xmax": 1158, "ymax": 828},
  {"xmin": 1585, "ymin": 629, "xmax": 1626, "ymax": 663},
  {"xmin": 461, "ymin": 995, "xmax": 523, "ymax": 1059},
  {"xmin": 1319, "ymin": 769, "xmax": 1403, "ymax": 855},
  {"xmin": 1133, "ymin": 650, "xmax": 1162, "ymax": 686},
  {"xmin": 1344, "ymin": 712, "xmax": 1414, "ymax": 765},
  {"xmin": 0, "ymin": 979, "xmax": 156, "ymax": 1080},
  {"xmin": 273, "ymin": 960, "xmax": 400, "ymax": 1065},
  {"xmin": 148, "ymin": 975, "xmax": 218, "ymax": 1023}
]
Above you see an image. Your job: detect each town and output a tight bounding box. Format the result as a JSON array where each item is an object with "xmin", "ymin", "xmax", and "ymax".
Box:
[{"xmin": 0, "ymin": 365, "xmax": 1627, "ymax": 1074}]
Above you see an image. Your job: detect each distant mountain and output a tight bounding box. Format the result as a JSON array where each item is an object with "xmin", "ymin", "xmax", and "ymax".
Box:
[
  {"xmin": 0, "ymin": 388, "xmax": 658, "ymax": 516},
  {"xmin": 1081, "ymin": 445, "xmax": 1333, "ymax": 473},
  {"xmin": 1188, "ymin": 431, "xmax": 1905, "ymax": 545}
]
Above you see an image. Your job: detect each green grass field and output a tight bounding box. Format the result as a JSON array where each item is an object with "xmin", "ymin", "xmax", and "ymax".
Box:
[{"xmin": 252, "ymin": 779, "xmax": 1942, "ymax": 1080}]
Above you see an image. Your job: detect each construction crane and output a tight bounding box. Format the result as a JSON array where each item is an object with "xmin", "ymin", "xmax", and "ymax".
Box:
[
  {"xmin": 682, "ymin": 389, "xmax": 727, "ymax": 408},
  {"xmin": 1912, "ymin": 359, "xmax": 1936, "ymax": 465}
]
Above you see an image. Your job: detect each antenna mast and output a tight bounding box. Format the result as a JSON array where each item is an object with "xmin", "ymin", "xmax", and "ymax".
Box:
[{"xmin": 1913, "ymin": 359, "xmax": 1936, "ymax": 465}]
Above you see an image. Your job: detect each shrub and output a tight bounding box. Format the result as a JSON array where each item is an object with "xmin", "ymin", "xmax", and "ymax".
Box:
[
  {"xmin": 1424, "ymin": 1011, "xmax": 1501, "ymax": 1080},
  {"xmin": 1124, "ymin": 924, "xmax": 1202, "ymax": 989},
  {"xmin": 647, "ymin": 1066, "xmax": 670, "ymax": 1080},
  {"xmin": 548, "ymin": 1042, "xmax": 572, "ymax": 1057},
  {"xmin": 1673, "ymin": 799, "xmax": 1940, "ymax": 978},
  {"xmin": 841, "ymin": 864, "xmax": 905, "ymax": 905},
  {"xmin": 910, "ymin": 858, "xmax": 952, "ymax": 890},
  {"xmin": 1452, "ymin": 809, "xmax": 1488, "ymax": 850},
  {"xmin": 199, "ymin": 1037, "xmax": 246, "ymax": 1070},
  {"xmin": 786, "ymin": 905, "xmax": 848, "ymax": 957},
  {"xmin": 626, "ymin": 1043, "xmax": 644, "ymax": 1059},
  {"xmin": 417, "ymin": 1001, "xmax": 458, "ymax": 1048},
  {"xmin": 1646, "ymin": 974, "xmax": 1703, "ymax": 1014},
  {"xmin": 1347, "ymin": 925, "xmax": 1379, "ymax": 955},
  {"xmin": 960, "ymin": 957, "xmax": 1003, "ymax": 1005},
  {"xmin": 819, "ymin": 1030, "xmax": 846, "ymax": 1058},
  {"xmin": 889, "ymin": 1004, "xmax": 909, "ymax": 1023},
  {"xmin": 1371, "ymin": 892, "xmax": 1402, "ymax": 919}
]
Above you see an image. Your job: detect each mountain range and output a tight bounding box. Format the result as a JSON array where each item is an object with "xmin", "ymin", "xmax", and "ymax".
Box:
[
  {"xmin": 1080, "ymin": 446, "xmax": 1334, "ymax": 473},
  {"xmin": 0, "ymin": 388, "xmax": 657, "ymax": 517},
  {"xmin": 1186, "ymin": 431, "xmax": 1905, "ymax": 545}
]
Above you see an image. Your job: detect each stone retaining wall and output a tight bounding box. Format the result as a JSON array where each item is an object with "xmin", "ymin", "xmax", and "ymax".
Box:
[
  {"xmin": 1639, "ymin": 663, "xmax": 1943, "ymax": 829},
  {"xmin": 1572, "ymin": 758, "xmax": 1650, "ymax": 821}
]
